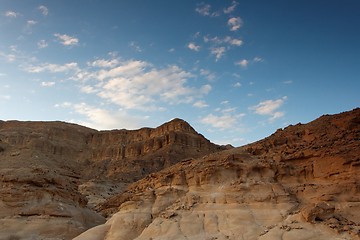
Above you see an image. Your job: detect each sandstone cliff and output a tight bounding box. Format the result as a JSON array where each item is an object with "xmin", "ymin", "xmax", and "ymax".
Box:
[
  {"xmin": 75, "ymin": 108, "xmax": 360, "ymax": 240},
  {"xmin": 0, "ymin": 118, "xmax": 223, "ymax": 239}
]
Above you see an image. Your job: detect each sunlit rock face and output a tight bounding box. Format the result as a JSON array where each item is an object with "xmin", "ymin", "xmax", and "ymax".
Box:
[
  {"xmin": 1, "ymin": 108, "xmax": 359, "ymax": 240},
  {"xmin": 0, "ymin": 119, "xmax": 224, "ymax": 239},
  {"xmin": 75, "ymin": 108, "xmax": 360, "ymax": 240}
]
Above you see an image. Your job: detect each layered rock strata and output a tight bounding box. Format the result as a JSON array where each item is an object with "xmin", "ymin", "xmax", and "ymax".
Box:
[
  {"xmin": 0, "ymin": 119, "xmax": 223, "ymax": 239},
  {"xmin": 75, "ymin": 108, "xmax": 360, "ymax": 240}
]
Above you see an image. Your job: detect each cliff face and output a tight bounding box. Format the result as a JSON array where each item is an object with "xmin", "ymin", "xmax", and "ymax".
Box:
[
  {"xmin": 0, "ymin": 118, "xmax": 223, "ymax": 240},
  {"xmin": 1, "ymin": 109, "xmax": 360, "ymax": 240},
  {"xmin": 75, "ymin": 108, "xmax": 360, "ymax": 240}
]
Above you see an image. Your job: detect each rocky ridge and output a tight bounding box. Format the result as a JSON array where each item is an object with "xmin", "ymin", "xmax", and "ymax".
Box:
[
  {"xmin": 75, "ymin": 108, "xmax": 360, "ymax": 240},
  {"xmin": 0, "ymin": 118, "xmax": 223, "ymax": 239},
  {"xmin": 0, "ymin": 108, "xmax": 359, "ymax": 240}
]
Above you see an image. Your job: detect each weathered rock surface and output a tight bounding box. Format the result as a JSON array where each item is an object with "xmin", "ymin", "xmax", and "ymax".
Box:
[
  {"xmin": 1, "ymin": 108, "xmax": 359, "ymax": 239},
  {"xmin": 0, "ymin": 118, "xmax": 223, "ymax": 239},
  {"xmin": 75, "ymin": 108, "xmax": 360, "ymax": 240}
]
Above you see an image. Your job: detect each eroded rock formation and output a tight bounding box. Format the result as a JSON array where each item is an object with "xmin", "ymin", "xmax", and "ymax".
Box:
[
  {"xmin": 0, "ymin": 118, "xmax": 223, "ymax": 239},
  {"xmin": 1, "ymin": 108, "xmax": 359, "ymax": 240},
  {"xmin": 76, "ymin": 108, "xmax": 360, "ymax": 240}
]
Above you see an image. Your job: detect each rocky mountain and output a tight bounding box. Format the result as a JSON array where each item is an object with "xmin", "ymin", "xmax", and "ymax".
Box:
[
  {"xmin": 0, "ymin": 108, "xmax": 359, "ymax": 240},
  {"xmin": 0, "ymin": 118, "xmax": 224, "ymax": 239},
  {"xmin": 75, "ymin": 108, "xmax": 360, "ymax": 240}
]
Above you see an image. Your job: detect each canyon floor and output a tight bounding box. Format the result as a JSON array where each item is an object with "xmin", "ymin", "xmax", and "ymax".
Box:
[{"xmin": 0, "ymin": 108, "xmax": 359, "ymax": 240}]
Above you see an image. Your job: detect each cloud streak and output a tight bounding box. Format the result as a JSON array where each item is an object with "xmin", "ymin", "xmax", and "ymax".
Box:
[
  {"xmin": 25, "ymin": 62, "xmax": 79, "ymax": 73},
  {"xmin": 224, "ymin": 1, "xmax": 239, "ymax": 14},
  {"xmin": 54, "ymin": 33, "xmax": 79, "ymax": 46},
  {"xmin": 5, "ymin": 11, "xmax": 19, "ymax": 18},
  {"xmin": 251, "ymin": 96, "xmax": 287, "ymax": 121},
  {"xmin": 38, "ymin": 5, "xmax": 49, "ymax": 16}
]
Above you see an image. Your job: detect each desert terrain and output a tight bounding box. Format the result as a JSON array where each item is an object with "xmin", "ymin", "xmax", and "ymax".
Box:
[{"xmin": 0, "ymin": 108, "xmax": 359, "ymax": 239}]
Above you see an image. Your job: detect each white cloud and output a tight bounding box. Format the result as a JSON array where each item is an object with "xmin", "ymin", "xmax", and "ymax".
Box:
[
  {"xmin": 193, "ymin": 100, "xmax": 208, "ymax": 108},
  {"xmin": 225, "ymin": 37, "xmax": 243, "ymax": 46},
  {"xmin": 40, "ymin": 81, "xmax": 55, "ymax": 87},
  {"xmin": 195, "ymin": 3, "xmax": 211, "ymax": 16},
  {"xmin": 228, "ymin": 17, "xmax": 243, "ymax": 31},
  {"xmin": 58, "ymin": 102, "xmax": 142, "ymax": 130},
  {"xmin": 224, "ymin": 1, "xmax": 239, "ymax": 14},
  {"xmin": 211, "ymin": 47, "xmax": 226, "ymax": 61},
  {"xmin": 204, "ymin": 35, "xmax": 243, "ymax": 47},
  {"xmin": 96, "ymin": 60, "xmax": 148, "ymax": 81},
  {"xmin": 89, "ymin": 58, "xmax": 119, "ymax": 68},
  {"xmin": 80, "ymin": 85, "xmax": 97, "ymax": 94},
  {"xmin": 27, "ymin": 20, "xmax": 37, "ymax": 26},
  {"xmin": 54, "ymin": 33, "xmax": 79, "ymax": 46},
  {"xmin": 91, "ymin": 60, "xmax": 209, "ymax": 110},
  {"xmin": 233, "ymin": 82, "xmax": 242, "ymax": 88},
  {"xmin": 253, "ymin": 57, "xmax": 264, "ymax": 62},
  {"xmin": 37, "ymin": 40, "xmax": 48, "ymax": 49},
  {"xmin": 5, "ymin": 11, "xmax": 18, "ymax": 18},
  {"xmin": 195, "ymin": 3, "xmax": 220, "ymax": 17},
  {"xmin": 200, "ymin": 113, "xmax": 238, "ymax": 129},
  {"xmin": 168, "ymin": 48, "xmax": 175, "ymax": 53},
  {"xmin": 25, "ymin": 62, "xmax": 79, "ymax": 73},
  {"xmin": 188, "ymin": 42, "xmax": 200, "ymax": 52},
  {"xmin": 38, "ymin": 5, "xmax": 49, "ymax": 16},
  {"xmin": 235, "ymin": 59, "xmax": 248, "ymax": 68},
  {"xmin": 251, "ymin": 96, "xmax": 287, "ymax": 121}
]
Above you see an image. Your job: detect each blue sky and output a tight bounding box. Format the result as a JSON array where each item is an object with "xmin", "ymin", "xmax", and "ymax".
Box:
[{"xmin": 0, "ymin": 0, "xmax": 359, "ymax": 146}]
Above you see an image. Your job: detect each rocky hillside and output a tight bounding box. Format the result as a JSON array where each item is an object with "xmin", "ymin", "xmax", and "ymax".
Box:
[
  {"xmin": 0, "ymin": 109, "xmax": 359, "ymax": 240},
  {"xmin": 0, "ymin": 118, "xmax": 224, "ymax": 240},
  {"xmin": 75, "ymin": 108, "xmax": 360, "ymax": 240}
]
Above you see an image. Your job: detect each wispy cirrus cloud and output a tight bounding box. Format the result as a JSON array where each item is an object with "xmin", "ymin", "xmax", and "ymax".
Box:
[
  {"xmin": 195, "ymin": 2, "xmax": 220, "ymax": 17},
  {"xmin": 200, "ymin": 112, "xmax": 244, "ymax": 130},
  {"xmin": 54, "ymin": 33, "xmax": 79, "ymax": 46},
  {"xmin": 250, "ymin": 96, "xmax": 287, "ymax": 121},
  {"xmin": 228, "ymin": 17, "xmax": 243, "ymax": 31},
  {"xmin": 202, "ymin": 35, "xmax": 243, "ymax": 61},
  {"xmin": 188, "ymin": 42, "xmax": 201, "ymax": 52},
  {"xmin": 25, "ymin": 62, "xmax": 79, "ymax": 73},
  {"xmin": 4, "ymin": 11, "xmax": 19, "ymax": 18},
  {"xmin": 38, "ymin": 5, "xmax": 49, "ymax": 16},
  {"xmin": 26, "ymin": 20, "xmax": 37, "ymax": 26},
  {"xmin": 88, "ymin": 58, "xmax": 119, "ymax": 68},
  {"xmin": 195, "ymin": 3, "xmax": 211, "ymax": 16},
  {"xmin": 224, "ymin": 1, "xmax": 239, "ymax": 14},
  {"xmin": 193, "ymin": 100, "xmax": 208, "ymax": 108},
  {"xmin": 203, "ymin": 35, "xmax": 243, "ymax": 47},
  {"xmin": 40, "ymin": 81, "xmax": 55, "ymax": 87}
]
